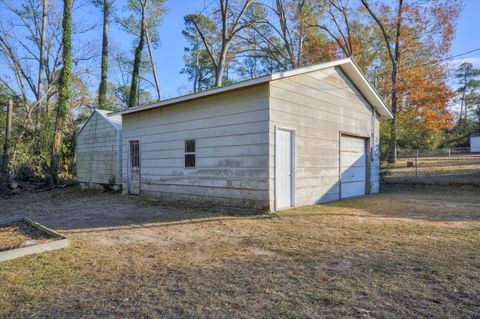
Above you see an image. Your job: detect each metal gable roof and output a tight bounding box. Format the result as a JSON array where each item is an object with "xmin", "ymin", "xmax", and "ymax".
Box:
[
  {"xmin": 77, "ymin": 109, "xmax": 122, "ymax": 137},
  {"xmin": 94, "ymin": 109, "xmax": 122, "ymax": 130},
  {"xmin": 111, "ymin": 58, "xmax": 393, "ymax": 119}
]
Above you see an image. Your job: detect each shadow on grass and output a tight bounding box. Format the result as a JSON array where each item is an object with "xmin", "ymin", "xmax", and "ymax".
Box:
[{"xmin": 1, "ymin": 183, "xmax": 479, "ymax": 232}]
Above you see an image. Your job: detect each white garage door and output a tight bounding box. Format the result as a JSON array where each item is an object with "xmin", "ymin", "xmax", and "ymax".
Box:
[{"xmin": 340, "ymin": 135, "xmax": 367, "ymax": 199}]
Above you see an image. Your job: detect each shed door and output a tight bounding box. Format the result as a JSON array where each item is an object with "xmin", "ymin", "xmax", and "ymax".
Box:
[
  {"xmin": 129, "ymin": 140, "xmax": 141, "ymax": 195},
  {"xmin": 340, "ymin": 135, "xmax": 366, "ymax": 199},
  {"xmin": 275, "ymin": 129, "xmax": 295, "ymax": 209}
]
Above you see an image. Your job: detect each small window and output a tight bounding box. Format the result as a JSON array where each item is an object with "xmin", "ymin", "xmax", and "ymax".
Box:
[
  {"xmin": 185, "ymin": 139, "xmax": 196, "ymax": 168},
  {"xmin": 185, "ymin": 139, "xmax": 195, "ymax": 153}
]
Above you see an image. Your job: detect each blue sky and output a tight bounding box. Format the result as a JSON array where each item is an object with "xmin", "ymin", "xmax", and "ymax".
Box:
[
  {"xmin": 448, "ymin": 0, "xmax": 480, "ymax": 66},
  {"xmin": 151, "ymin": 0, "xmax": 205, "ymax": 98},
  {"xmin": 2, "ymin": 0, "xmax": 479, "ymax": 101},
  {"xmin": 103, "ymin": 0, "xmax": 207, "ymax": 99},
  {"xmin": 93, "ymin": 0, "xmax": 479, "ymax": 99}
]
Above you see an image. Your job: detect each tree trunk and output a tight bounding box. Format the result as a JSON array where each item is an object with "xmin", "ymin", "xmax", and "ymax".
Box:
[
  {"xmin": 37, "ymin": 0, "xmax": 47, "ymax": 102},
  {"xmin": 388, "ymin": 71, "xmax": 398, "ymax": 163},
  {"xmin": 1, "ymin": 100, "xmax": 13, "ymax": 183},
  {"xmin": 128, "ymin": 0, "xmax": 148, "ymax": 109},
  {"xmin": 362, "ymin": 0, "xmax": 403, "ymax": 163},
  {"xmin": 146, "ymin": 29, "xmax": 161, "ymax": 100},
  {"xmin": 215, "ymin": 65, "xmax": 225, "ymax": 87},
  {"xmin": 215, "ymin": 43, "xmax": 229, "ymax": 87},
  {"xmin": 387, "ymin": 0, "xmax": 403, "ymax": 164},
  {"xmin": 49, "ymin": 0, "xmax": 72, "ymax": 185},
  {"xmin": 192, "ymin": 42, "xmax": 199, "ymax": 93},
  {"xmin": 98, "ymin": 0, "xmax": 110, "ymax": 109}
]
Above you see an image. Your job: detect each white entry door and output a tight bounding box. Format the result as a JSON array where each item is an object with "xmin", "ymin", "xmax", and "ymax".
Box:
[
  {"xmin": 340, "ymin": 135, "xmax": 367, "ymax": 199},
  {"xmin": 275, "ymin": 128, "xmax": 295, "ymax": 209}
]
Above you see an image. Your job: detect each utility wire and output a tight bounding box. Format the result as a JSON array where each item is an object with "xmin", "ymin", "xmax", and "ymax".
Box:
[
  {"xmin": 401, "ymin": 47, "xmax": 480, "ymax": 72},
  {"xmin": 373, "ymin": 48, "xmax": 480, "ymax": 76}
]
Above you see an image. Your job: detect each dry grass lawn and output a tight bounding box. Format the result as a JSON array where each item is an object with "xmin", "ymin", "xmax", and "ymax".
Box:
[
  {"xmin": 0, "ymin": 184, "xmax": 479, "ymax": 318},
  {"xmin": 383, "ymin": 155, "xmax": 480, "ymax": 185}
]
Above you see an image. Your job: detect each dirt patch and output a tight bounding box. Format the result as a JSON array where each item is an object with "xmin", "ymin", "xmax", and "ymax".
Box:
[
  {"xmin": 0, "ymin": 186, "xmax": 236, "ymax": 231},
  {"xmin": 0, "ymin": 221, "xmax": 55, "ymax": 252}
]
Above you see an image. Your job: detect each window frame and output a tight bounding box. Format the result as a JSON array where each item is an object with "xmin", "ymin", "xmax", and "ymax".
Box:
[
  {"xmin": 130, "ymin": 140, "xmax": 140, "ymax": 169},
  {"xmin": 184, "ymin": 139, "xmax": 196, "ymax": 168}
]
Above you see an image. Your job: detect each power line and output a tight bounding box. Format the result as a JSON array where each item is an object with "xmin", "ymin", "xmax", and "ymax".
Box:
[
  {"xmin": 402, "ymin": 47, "xmax": 480, "ymax": 71},
  {"xmin": 446, "ymin": 48, "xmax": 480, "ymax": 60},
  {"xmin": 370, "ymin": 48, "xmax": 480, "ymax": 77}
]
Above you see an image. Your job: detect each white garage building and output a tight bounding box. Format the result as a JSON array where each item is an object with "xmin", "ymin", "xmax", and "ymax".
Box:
[{"xmin": 113, "ymin": 58, "xmax": 392, "ymax": 211}]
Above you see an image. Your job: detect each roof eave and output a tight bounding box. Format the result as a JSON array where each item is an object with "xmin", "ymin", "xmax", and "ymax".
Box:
[
  {"xmin": 339, "ymin": 59, "xmax": 393, "ymax": 119},
  {"xmin": 111, "ymin": 58, "xmax": 392, "ymax": 119},
  {"xmin": 113, "ymin": 74, "xmax": 272, "ymax": 116}
]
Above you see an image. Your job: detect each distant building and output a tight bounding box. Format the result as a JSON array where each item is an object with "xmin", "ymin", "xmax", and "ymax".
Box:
[{"xmin": 470, "ymin": 133, "xmax": 480, "ymax": 153}]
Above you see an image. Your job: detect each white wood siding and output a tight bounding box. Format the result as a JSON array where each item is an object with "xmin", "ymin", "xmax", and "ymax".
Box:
[
  {"xmin": 269, "ymin": 66, "xmax": 381, "ymax": 209},
  {"xmin": 371, "ymin": 113, "xmax": 380, "ymax": 193},
  {"xmin": 122, "ymin": 86, "xmax": 270, "ymax": 210},
  {"xmin": 76, "ymin": 112, "xmax": 122, "ymax": 187}
]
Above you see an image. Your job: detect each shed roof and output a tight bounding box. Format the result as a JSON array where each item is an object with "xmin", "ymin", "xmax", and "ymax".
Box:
[
  {"xmin": 112, "ymin": 58, "xmax": 393, "ymax": 119},
  {"xmin": 94, "ymin": 109, "xmax": 122, "ymax": 130},
  {"xmin": 77, "ymin": 109, "xmax": 122, "ymax": 137},
  {"xmin": 470, "ymin": 132, "xmax": 480, "ymax": 138}
]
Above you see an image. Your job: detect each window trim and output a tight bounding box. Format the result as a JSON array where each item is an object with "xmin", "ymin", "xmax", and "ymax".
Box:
[
  {"xmin": 130, "ymin": 140, "xmax": 140, "ymax": 168},
  {"xmin": 184, "ymin": 139, "xmax": 196, "ymax": 168}
]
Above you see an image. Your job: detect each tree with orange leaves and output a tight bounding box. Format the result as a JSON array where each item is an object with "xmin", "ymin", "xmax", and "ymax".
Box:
[{"xmin": 359, "ymin": 0, "xmax": 460, "ymax": 158}]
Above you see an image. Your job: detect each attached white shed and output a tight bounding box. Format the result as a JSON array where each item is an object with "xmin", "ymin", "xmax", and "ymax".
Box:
[
  {"xmin": 76, "ymin": 109, "xmax": 122, "ymax": 190},
  {"xmin": 470, "ymin": 133, "xmax": 480, "ymax": 153},
  {"xmin": 113, "ymin": 58, "xmax": 392, "ymax": 211}
]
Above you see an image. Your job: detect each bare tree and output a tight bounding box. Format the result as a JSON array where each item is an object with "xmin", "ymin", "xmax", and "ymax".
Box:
[
  {"xmin": 186, "ymin": 0, "xmax": 254, "ymax": 87},
  {"xmin": 37, "ymin": 0, "xmax": 48, "ymax": 103},
  {"xmin": 312, "ymin": 0, "xmax": 353, "ymax": 57},
  {"xmin": 1, "ymin": 0, "xmax": 96, "ymax": 171},
  {"xmin": 146, "ymin": 29, "xmax": 161, "ymax": 99},
  {"xmin": 1, "ymin": 99, "xmax": 13, "ymax": 184},
  {"xmin": 245, "ymin": 0, "xmax": 315, "ymax": 70},
  {"xmin": 117, "ymin": 0, "xmax": 165, "ymax": 107}
]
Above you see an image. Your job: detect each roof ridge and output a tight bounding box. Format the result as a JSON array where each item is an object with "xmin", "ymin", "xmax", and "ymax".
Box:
[{"xmin": 110, "ymin": 58, "xmax": 392, "ymax": 119}]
